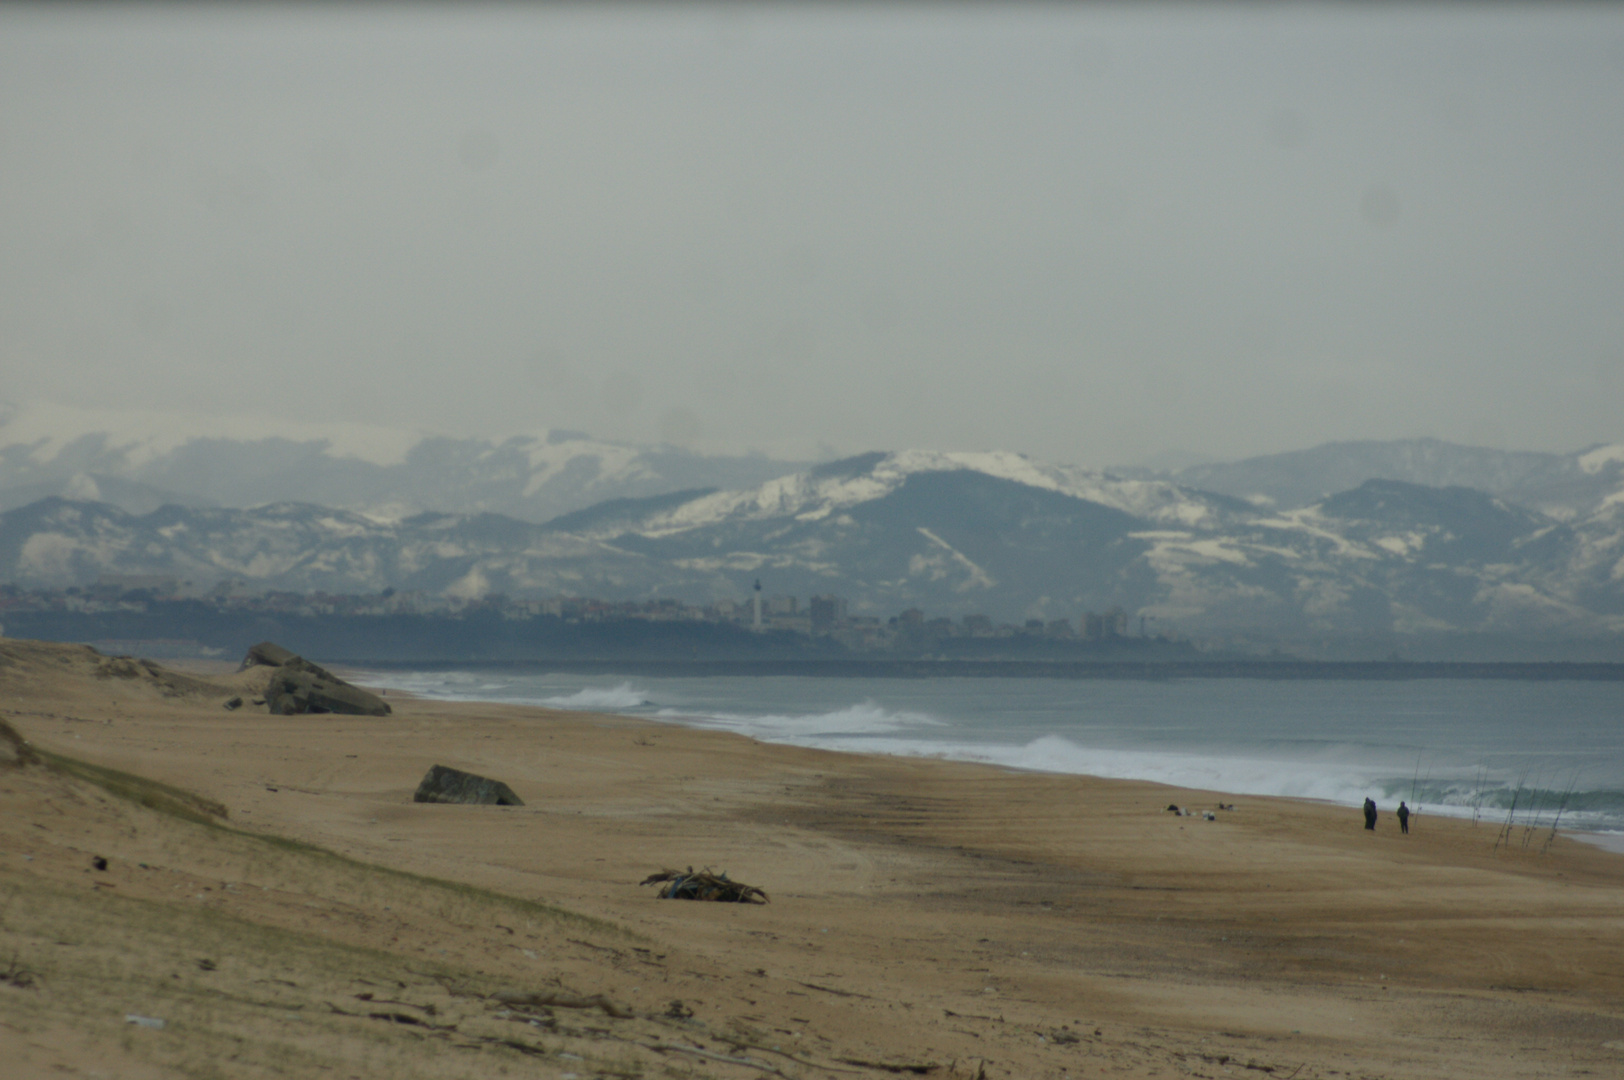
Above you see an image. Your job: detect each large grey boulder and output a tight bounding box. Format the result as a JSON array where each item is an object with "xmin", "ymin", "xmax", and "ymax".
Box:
[
  {"xmin": 262, "ymin": 665, "xmax": 391, "ymax": 716},
  {"xmin": 241, "ymin": 641, "xmax": 390, "ymax": 716},
  {"xmin": 413, "ymin": 765, "xmax": 524, "ymax": 806},
  {"xmin": 241, "ymin": 640, "xmax": 301, "ymax": 670},
  {"xmin": 241, "ymin": 641, "xmax": 339, "ymax": 681}
]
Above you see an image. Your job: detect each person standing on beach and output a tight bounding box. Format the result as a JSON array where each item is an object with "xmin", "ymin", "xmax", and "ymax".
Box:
[
  {"xmin": 1363, "ymin": 797, "xmax": 1377, "ymax": 830},
  {"xmin": 1397, "ymin": 801, "xmax": 1410, "ymax": 834}
]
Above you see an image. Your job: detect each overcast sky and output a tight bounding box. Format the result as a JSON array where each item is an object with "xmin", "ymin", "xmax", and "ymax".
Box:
[{"xmin": 2, "ymin": 3, "xmax": 1621, "ymax": 467}]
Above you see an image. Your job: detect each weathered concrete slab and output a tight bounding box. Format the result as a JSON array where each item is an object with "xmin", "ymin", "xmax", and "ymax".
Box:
[
  {"xmin": 240, "ymin": 641, "xmax": 300, "ymax": 669},
  {"xmin": 263, "ymin": 667, "xmax": 391, "ymax": 717},
  {"xmin": 413, "ymin": 764, "xmax": 524, "ymax": 806}
]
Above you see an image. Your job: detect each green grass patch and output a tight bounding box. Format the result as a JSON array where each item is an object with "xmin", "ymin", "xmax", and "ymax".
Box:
[
  {"xmin": 224, "ymin": 824, "xmax": 626, "ymax": 937},
  {"xmin": 27, "ymin": 737, "xmax": 626, "ymax": 939},
  {"xmin": 34, "ymin": 747, "xmax": 230, "ymax": 825}
]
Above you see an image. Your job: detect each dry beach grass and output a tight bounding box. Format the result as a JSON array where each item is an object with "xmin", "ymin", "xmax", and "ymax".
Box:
[{"xmin": 2, "ymin": 638, "xmax": 1623, "ymax": 1079}]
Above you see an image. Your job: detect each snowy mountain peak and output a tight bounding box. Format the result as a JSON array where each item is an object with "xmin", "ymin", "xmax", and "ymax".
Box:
[
  {"xmin": 0, "ymin": 400, "xmax": 426, "ymax": 468},
  {"xmin": 607, "ymin": 448, "xmax": 1238, "ymax": 539},
  {"xmin": 0, "ymin": 400, "xmax": 807, "ymax": 523}
]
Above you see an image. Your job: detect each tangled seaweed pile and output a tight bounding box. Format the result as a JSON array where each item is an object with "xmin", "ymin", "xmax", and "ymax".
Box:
[{"xmin": 639, "ymin": 867, "xmax": 768, "ymax": 904}]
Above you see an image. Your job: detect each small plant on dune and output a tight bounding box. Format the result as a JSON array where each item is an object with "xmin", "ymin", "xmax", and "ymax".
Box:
[
  {"xmin": 1519, "ymin": 771, "xmax": 1547, "ymax": 850},
  {"xmin": 1494, "ymin": 767, "xmax": 1531, "ymax": 853},
  {"xmin": 1540, "ymin": 773, "xmax": 1581, "ymax": 855},
  {"xmin": 1471, "ymin": 761, "xmax": 1488, "ymax": 827}
]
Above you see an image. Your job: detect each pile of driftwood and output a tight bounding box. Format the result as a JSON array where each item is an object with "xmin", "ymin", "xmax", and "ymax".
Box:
[{"xmin": 640, "ymin": 867, "xmax": 768, "ymax": 904}]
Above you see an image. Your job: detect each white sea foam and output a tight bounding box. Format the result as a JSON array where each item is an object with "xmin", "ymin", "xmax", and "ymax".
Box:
[
  {"xmin": 541, "ymin": 683, "xmax": 651, "ymax": 710},
  {"xmin": 761, "ymin": 731, "xmax": 1388, "ymax": 807},
  {"xmin": 652, "ymin": 700, "xmax": 941, "ymax": 740},
  {"xmin": 350, "ymin": 670, "xmax": 513, "ymax": 700},
  {"xmin": 354, "ymin": 671, "xmax": 653, "ymax": 711}
]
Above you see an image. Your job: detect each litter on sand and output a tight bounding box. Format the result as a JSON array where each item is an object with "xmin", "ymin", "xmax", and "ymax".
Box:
[{"xmin": 640, "ymin": 866, "xmax": 768, "ymax": 904}]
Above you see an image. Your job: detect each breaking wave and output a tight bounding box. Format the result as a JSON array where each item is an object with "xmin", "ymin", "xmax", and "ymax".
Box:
[
  {"xmin": 348, "ymin": 669, "xmax": 514, "ymax": 700},
  {"xmin": 653, "ymin": 700, "xmax": 942, "ymax": 740},
  {"xmin": 540, "ymin": 683, "xmax": 651, "ymax": 710}
]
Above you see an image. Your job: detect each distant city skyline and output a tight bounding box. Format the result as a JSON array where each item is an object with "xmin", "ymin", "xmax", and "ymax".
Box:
[{"xmin": 3, "ymin": 4, "xmax": 1621, "ymax": 466}]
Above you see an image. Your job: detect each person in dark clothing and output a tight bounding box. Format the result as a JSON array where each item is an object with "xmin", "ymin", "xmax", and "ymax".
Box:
[
  {"xmin": 1397, "ymin": 801, "xmax": 1410, "ymax": 834},
  {"xmin": 1363, "ymin": 797, "xmax": 1377, "ymax": 830}
]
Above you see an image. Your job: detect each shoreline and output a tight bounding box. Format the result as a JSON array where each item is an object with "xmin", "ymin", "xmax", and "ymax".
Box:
[
  {"xmin": 351, "ymin": 668, "xmax": 1624, "ymax": 846},
  {"xmin": 340, "ymin": 656, "xmax": 1624, "ymax": 680},
  {"xmin": 7, "ymin": 638, "xmax": 1624, "ymax": 1079}
]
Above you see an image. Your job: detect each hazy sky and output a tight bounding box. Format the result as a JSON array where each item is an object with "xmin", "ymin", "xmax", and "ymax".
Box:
[{"xmin": 2, "ymin": 3, "xmax": 1622, "ymax": 467}]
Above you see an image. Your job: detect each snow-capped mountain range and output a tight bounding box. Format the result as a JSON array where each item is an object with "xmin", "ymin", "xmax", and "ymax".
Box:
[
  {"xmin": 3, "ymin": 434, "xmax": 1622, "ymax": 644},
  {"xmin": 1165, "ymin": 437, "xmax": 1624, "ymax": 521},
  {"xmin": 0, "ymin": 401, "xmax": 806, "ymax": 520}
]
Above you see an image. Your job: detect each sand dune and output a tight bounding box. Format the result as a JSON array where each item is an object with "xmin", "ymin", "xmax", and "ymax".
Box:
[{"xmin": 3, "ymin": 638, "xmax": 1623, "ymax": 1079}]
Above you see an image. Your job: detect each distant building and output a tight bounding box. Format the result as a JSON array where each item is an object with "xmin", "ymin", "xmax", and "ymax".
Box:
[
  {"xmin": 809, "ymin": 594, "xmax": 848, "ymax": 633},
  {"xmin": 897, "ymin": 608, "xmax": 925, "ymax": 626},
  {"xmin": 1102, "ymin": 605, "xmax": 1129, "ymax": 638},
  {"xmin": 1046, "ymin": 618, "xmax": 1074, "ymax": 638},
  {"xmin": 961, "ymin": 613, "xmax": 993, "ymax": 636}
]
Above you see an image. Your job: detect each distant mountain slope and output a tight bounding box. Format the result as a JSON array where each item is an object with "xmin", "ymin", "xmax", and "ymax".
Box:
[
  {"xmin": 604, "ymin": 468, "xmax": 1159, "ymax": 611},
  {"xmin": 1150, "ymin": 479, "xmax": 1594, "ymax": 638},
  {"xmin": 1171, "ymin": 437, "xmax": 1624, "ymax": 519},
  {"xmin": 3, "ymin": 444, "xmax": 1622, "ymax": 644},
  {"xmin": 9, "ymin": 402, "xmax": 1619, "ymax": 532},
  {"xmin": 0, "ymin": 472, "xmax": 215, "ymax": 515},
  {"xmin": 567, "ymin": 449, "xmax": 1252, "ymax": 540},
  {"xmin": 0, "ymin": 497, "xmax": 732, "ymax": 600},
  {"xmin": 0, "ymin": 401, "xmax": 806, "ymax": 522}
]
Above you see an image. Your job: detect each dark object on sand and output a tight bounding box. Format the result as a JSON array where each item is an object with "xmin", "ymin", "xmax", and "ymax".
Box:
[
  {"xmin": 242, "ymin": 641, "xmax": 340, "ymax": 684},
  {"xmin": 91, "ymin": 855, "xmax": 107, "ymax": 871},
  {"xmin": 491, "ymin": 988, "xmax": 632, "ymax": 1018},
  {"xmin": 1, "ymin": 957, "xmax": 39, "ymax": 990},
  {"xmin": 264, "ymin": 667, "xmax": 391, "ymax": 716},
  {"xmin": 243, "ymin": 641, "xmax": 391, "ymax": 716},
  {"xmin": 413, "ymin": 764, "xmax": 524, "ymax": 806},
  {"xmin": 240, "ymin": 641, "xmax": 302, "ymax": 670},
  {"xmin": 1363, "ymin": 797, "xmax": 1378, "ymax": 830},
  {"xmin": 640, "ymin": 866, "xmax": 768, "ymax": 904},
  {"xmin": 223, "ymin": 696, "xmax": 243, "ymax": 711}
]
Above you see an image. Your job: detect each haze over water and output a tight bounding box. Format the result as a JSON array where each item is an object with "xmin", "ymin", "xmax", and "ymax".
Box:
[{"xmin": 361, "ymin": 670, "xmax": 1624, "ymax": 837}]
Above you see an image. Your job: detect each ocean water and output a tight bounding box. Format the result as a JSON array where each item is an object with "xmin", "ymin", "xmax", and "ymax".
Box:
[{"xmin": 357, "ymin": 669, "xmax": 1624, "ymax": 838}]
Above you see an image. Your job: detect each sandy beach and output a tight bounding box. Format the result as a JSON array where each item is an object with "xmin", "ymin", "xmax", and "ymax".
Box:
[{"xmin": 3, "ymin": 639, "xmax": 1623, "ymax": 1079}]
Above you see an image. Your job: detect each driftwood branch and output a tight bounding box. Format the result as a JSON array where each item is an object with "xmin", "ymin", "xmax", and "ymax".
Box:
[
  {"xmin": 646, "ymin": 1042, "xmax": 789, "ymax": 1075},
  {"xmin": 491, "ymin": 988, "xmax": 634, "ymax": 1019},
  {"xmin": 640, "ymin": 866, "xmax": 768, "ymax": 904}
]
